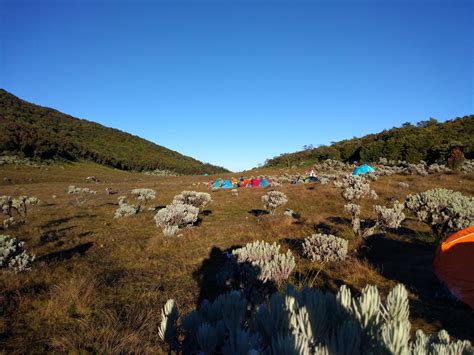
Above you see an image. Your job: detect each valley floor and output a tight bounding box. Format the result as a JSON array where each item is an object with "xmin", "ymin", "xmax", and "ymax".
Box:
[{"xmin": 1, "ymin": 162, "xmax": 473, "ymax": 353}]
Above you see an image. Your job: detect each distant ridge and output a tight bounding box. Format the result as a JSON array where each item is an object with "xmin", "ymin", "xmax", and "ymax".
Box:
[
  {"xmin": 0, "ymin": 89, "xmax": 228, "ymax": 175},
  {"xmin": 264, "ymin": 115, "xmax": 474, "ymax": 168}
]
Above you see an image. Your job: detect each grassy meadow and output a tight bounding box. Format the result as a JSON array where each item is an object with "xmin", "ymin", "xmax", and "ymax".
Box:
[{"xmin": 1, "ymin": 161, "xmax": 473, "ymax": 353}]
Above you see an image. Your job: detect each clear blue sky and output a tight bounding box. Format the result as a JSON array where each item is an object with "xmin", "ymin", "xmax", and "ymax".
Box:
[{"xmin": 1, "ymin": 0, "xmax": 472, "ymax": 172}]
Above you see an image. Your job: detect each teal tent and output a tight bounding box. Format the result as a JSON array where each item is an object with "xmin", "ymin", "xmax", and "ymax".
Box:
[
  {"xmin": 353, "ymin": 164, "xmax": 375, "ymax": 176},
  {"xmin": 213, "ymin": 179, "xmax": 223, "ymax": 189},
  {"xmin": 259, "ymin": 178, "xmax": 270, "ymax": 187}
]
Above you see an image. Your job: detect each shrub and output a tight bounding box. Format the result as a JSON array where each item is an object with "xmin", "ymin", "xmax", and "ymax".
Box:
[
  {"xmin": 0, "ymin": 234, "xmax": 34, "ymax": 272},
  {"xmin": 68, "ymin": 185, "xmax": 97, "ymax": 194},
  {"xmin": 261, "ymin": 191, "xmax": 288, "ymax": 215},
  {"xmin": 339, "ymin": 175, "xmax": 373, "ymax": 202},
  {"xmin": 1, "ymin": 195, "xmax": 39, "ymax": 227},
  {"xmin": 12, "ymin": 196, "xmax": 39, "ymax": 219},
  {"xmin": 232, "ymin": 241, "xmax": 295, "ymax": 286},
  {"xmin": 398, "ymin": 182, "xmax": 410, "ymax": 189},
  {"xmin": 172, "ymin": 191, "xmax": 212, "ymax": 210},
  {"xmin": 2, "ymin": 217, "xmax": 17, "ymax": 229},
  {"xmin": 405, "ymin": 188, "xmax": 474, "ymax": 239},
  {"xmin": 407, "ymin": 163, "xmax": 428, "ymax": 176},
  {"xmin": 114, "ymin": 196, "xmax": 139, "ymax": 219},
  {"xmin": 302, "ymin": 233, "xmax": 348, "ymax": 262},
  {"xmin": 154, "ymin": 203, "xmax": 199, "ymax": 236},
  {"xmin": 159, "ymin": 283, "xmax": 472, "ymax": 354},
  {"xmin": 319, "ymin": 176, "xmax": 329, "ymax": 184},
  {"xmin": 345, "ymin": 201, "xmax": 405, "ymax": 238},
  {"xmin": 85, "ymin": 176, "xmax": 100, "ymax": 183},
  {"xmin": 0, "ymin": 195, "xmax": 13, "ymax": 217},
  {"xmin": 131, "ymin": 188, "xmax": 156, "ymax": 209},
  {"xmin": 447, "ymin": 147, "xmax": 465, "ymax": 171}
]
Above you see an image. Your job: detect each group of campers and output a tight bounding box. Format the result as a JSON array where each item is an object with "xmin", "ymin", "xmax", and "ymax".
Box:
[{"xmin": 209, "ymin": 176, "xmax": 273, "ymax": 189}]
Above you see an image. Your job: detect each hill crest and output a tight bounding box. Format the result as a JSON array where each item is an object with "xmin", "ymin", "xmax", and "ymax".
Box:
[{"xmin": 0, "ymin": 89, "xmax": 228, "ymax": 175}]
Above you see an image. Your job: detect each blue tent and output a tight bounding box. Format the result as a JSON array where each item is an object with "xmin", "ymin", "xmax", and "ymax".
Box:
[
  {"xmin": 353, "ymin": 164, "xmax": 375, "ymax": 176},
  {"xmin": 259, "ymin": 178, "xmax": 270, "ymax": 187},
  {"xmin": 221, "ymin": 179, "xmax": 233, "ymax": 189},
  {"xmin": 213, "ymin": 179, "xmax": 223, "ymax": 189}
]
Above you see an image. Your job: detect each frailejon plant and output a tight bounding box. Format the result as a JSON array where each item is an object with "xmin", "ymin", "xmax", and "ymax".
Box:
[
  {"xmin": 159, "ymin": 283, "xmax": 472, "ymax": 354},
  {"xmin": 1, "ymin": 195, "xmax": 40, "ymax": 228},
  {"xmin": 405, "ymin": 188, "xmax": 474, "ymax": 239},
  {"xmin": 232, "ymin": 241, "xmax": 295, "ymax": 286},
  {"xmin": 154, "ymin": 203, "xmax": 199, "ymax": 236},
  {"xmin": 114, "ymin": 196, "xmax": 139, "ymax": 219},
  {"xmin": 338, "ymin": 175, "xmax": 375, "ymax": 202},
  {"xmin": 0, "ymin": 234, "xmax": 34, "ymax": 272},
  {"xmin": 68, "ymin": 185, "xmax": 97, "ymax": 206},
  {"xmin": 302, "ymin": 233, "xmax": 348, "ymax": 263},
  {"xmin": 68, "ymin": 185, "xmax": 97, "ymax": 195},
  {"xmin": 345, "ymin": 201, "xmax": 406, "ymax": 238},
  {"xmin": 261, "ymin": 191, "xmax": 288, "ymax": 215},
  {"xmin": 131, "ymin": 188, "xmax": 156, "ymax": 210},
  {"xmin": 172, "ymin": 191, "xmax": 212, "ymax": 210}
]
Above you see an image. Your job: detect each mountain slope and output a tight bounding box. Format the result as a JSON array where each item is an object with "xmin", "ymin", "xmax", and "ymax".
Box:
[
  {"xmin": 264, "ymin": 116, "xmax": 474, "ymax": 167},
  {"xmin": 0, "ymin": 89, "xmax": 228, "ymax": 174}
]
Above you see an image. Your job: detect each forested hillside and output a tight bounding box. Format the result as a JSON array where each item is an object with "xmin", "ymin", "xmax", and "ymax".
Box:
[
  {"xmin": 265, "ymin": 116, "xmax": 474, "ymax": 167},
  {"xmin": 0, "ymin": 90, "xmax": 228, "ymax": 174}
]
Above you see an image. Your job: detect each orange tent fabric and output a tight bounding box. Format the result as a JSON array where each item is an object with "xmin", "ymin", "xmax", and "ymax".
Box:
[
  {"xmin": 242, "ymin": 179, "xmax": 252, "ymax": 187},
  {"xmin": 433, "ymin": 226, "xmax": 474, "ymax": 309}
]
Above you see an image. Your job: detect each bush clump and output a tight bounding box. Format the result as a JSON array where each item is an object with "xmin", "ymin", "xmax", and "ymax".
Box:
[
  {"xmin": 68, "ymin": 185, "xmax": 97, "ymax": 195},
  {"xmin": 302, "ymin": 233, "xmax": 348, "ymax": 262},
  {"xmin": 337, "ymin": 175, "xmax": 376, "ymax": 202},
  {"xmin": 1, "ymin": 195, "xmax": 40, "ymax": 228},
  {"xmin": 172, "ymin": 191, "xmax": 212, "ymax": 210},
  {"xmin": 405, "ymin": 188, "xmax": 474, "ymax": 239},
  {"xmin": 114, "ymin": 196, "xmax": 139, "ymax": 219},
  {"xmin": 232, "ymin": 241, "xmax": 295, "ymax": 286},
  {"xmin": 0, "ymin": 234, "xmax": 34, "ymax": 272},
  {"xmin": 131, "ymin": 188, "xmax": 156, "ymax": 210},
  {"xmin": 159, "ymin": 283, "xmax": 472, "ymax": 354},
  {"xmin": 261, "ymin": 191, "xmax": 288, "ymax": 215},
  {"xmin": 345, "ymin": 201, "xmax": 405, "ymax": 238},
  {"xmin": 154, "ymin": 203, "xmax": 199, "ymax": 236}
]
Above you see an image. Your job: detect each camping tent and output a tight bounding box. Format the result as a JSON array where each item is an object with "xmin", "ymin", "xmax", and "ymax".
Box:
[
  {"xmin": 433, "ymin": 226, "xmax": 474, "ymax": 309},
  {"xmin": 259, "ymin": 178, "xmax": 270, "ymax": 187},
  {"xmin": 304, "ymin": 176, "xmax": 320, "ymax": 183},
  {"xmin": 251, "ymin": 178, "xmax": 261, "ymax": 187},
  {"xmin": 242, "ymin": 179, "xmax": 252, "ymax": 187},
  {"xmin": 353, "ymin": 164, "xmax": 375, "ymax": 176},
  {"xmin": 212, "ymin": 179, "xmax": 223, "ymax": 189},
  {"xmin": 221, "ymin": 179, "xmax": 233, "ymax": 189}
]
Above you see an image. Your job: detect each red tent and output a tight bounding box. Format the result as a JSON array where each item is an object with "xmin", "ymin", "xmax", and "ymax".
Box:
[{"xmin": 433, "ymin": 226, "xmax": 474, "ymax": 309}]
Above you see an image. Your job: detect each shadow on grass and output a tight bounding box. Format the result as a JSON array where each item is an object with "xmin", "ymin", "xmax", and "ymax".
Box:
[
  {"xmin": 281, "ymin": 237, "xmax": 304, "ymax": 256},
  {"xmin": 41, "ymin": 214, "xmax": 97, "ymax": 228},
  {"xmin": 193, "ymin": 244, "xmax": 283, "ymax": 306},
  {"xmin": 201, "ymin": 210, "xmax": 212, "ymax": 216},
  {"xmin": 327, "ymin": 216, "xmax": 351, "ymax": 226},
  {"xmin": 360, "ymin": 233, "xmax": 474, "ymax": 342},
  {"xmin": 37, "ymin": 242, "xmax": 93, "ymax": 263},
  {"xmin": 313, "ymin": 222, "xmax": 338, "ymax": 235},
  {"xmin": 248, "ymin": 209, "xmax": 269, "ymax": 217},
  {"xmin": 40, "ymin": 226, "xmax": 76, "ymax": 244},
  {"xmin": 192, "ymin": 246, "xmax": 231, "ymax": 304}
]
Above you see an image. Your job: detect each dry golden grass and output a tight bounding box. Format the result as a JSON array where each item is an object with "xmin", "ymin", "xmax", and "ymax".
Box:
[{"xmin": 0, "ymin": 161, "xmax": 473, "ymax": 352}]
